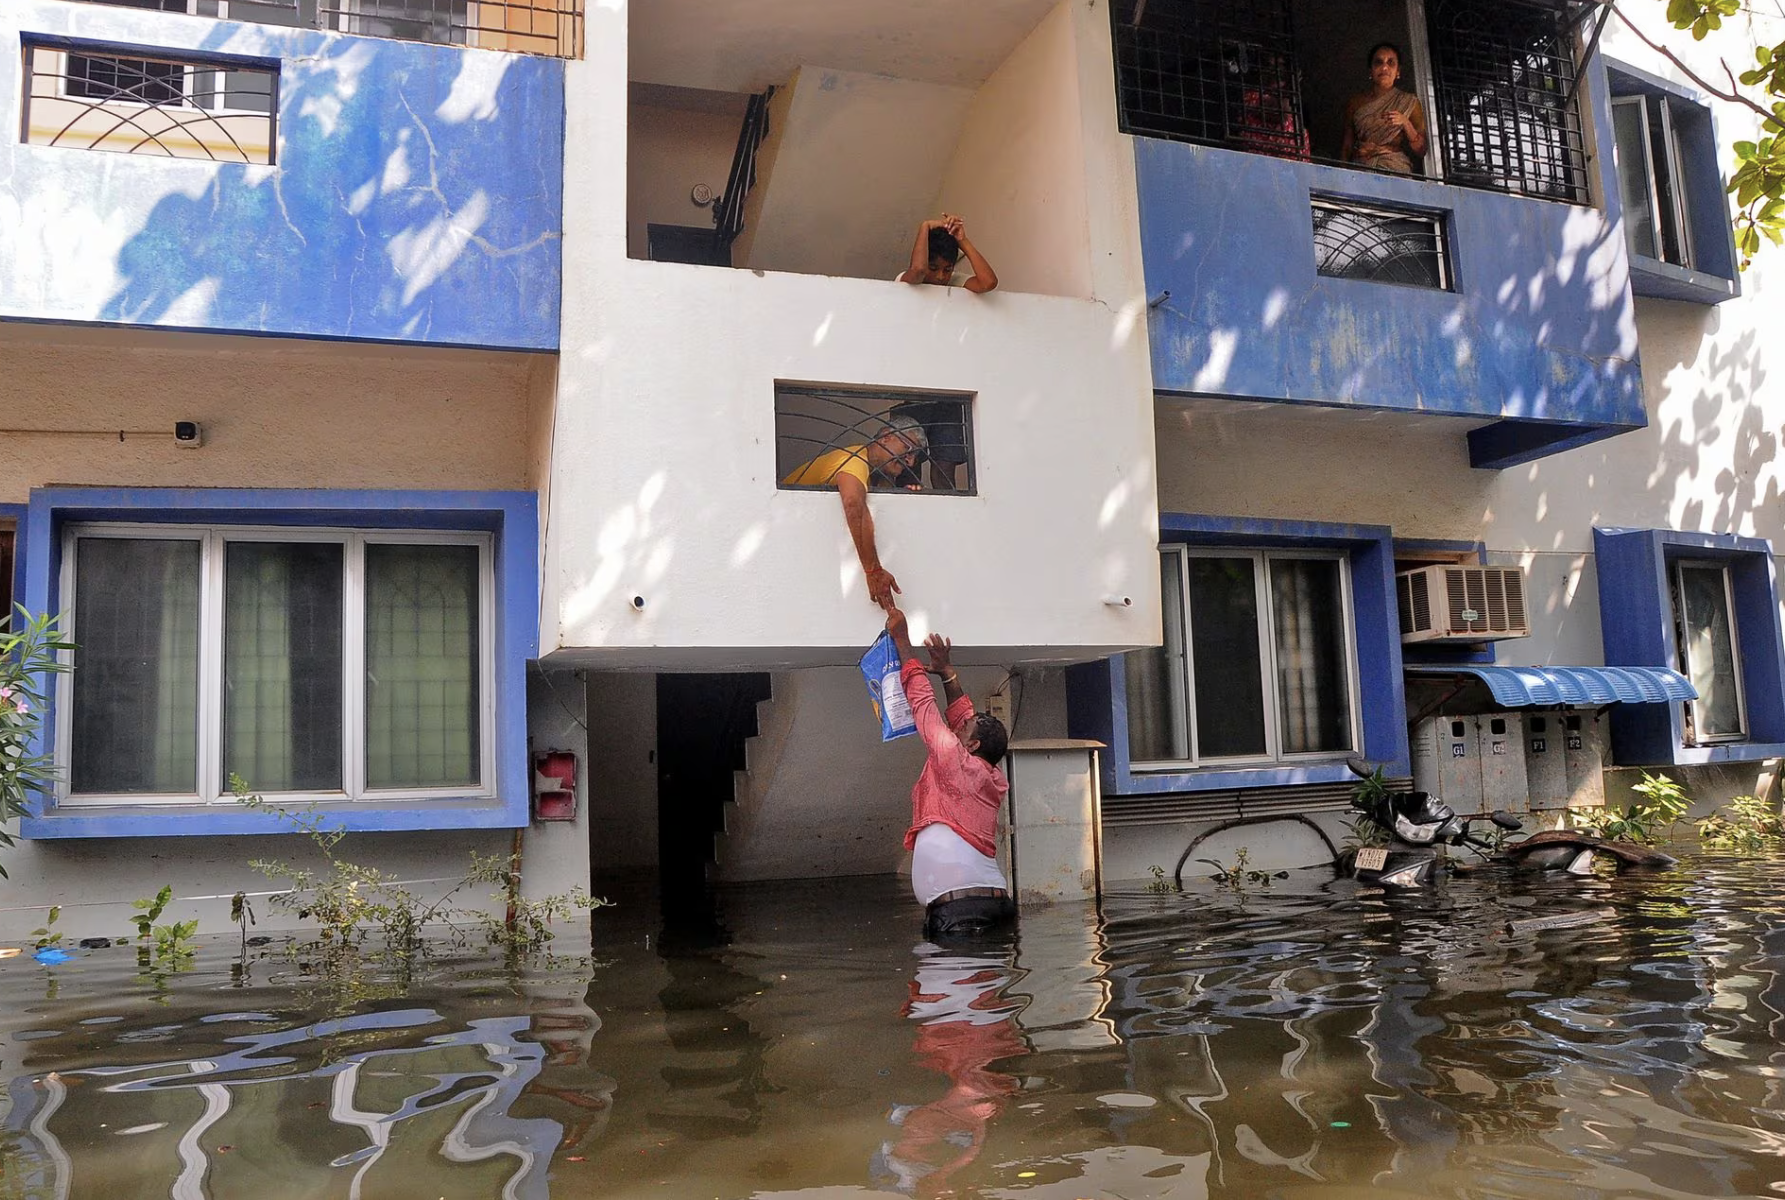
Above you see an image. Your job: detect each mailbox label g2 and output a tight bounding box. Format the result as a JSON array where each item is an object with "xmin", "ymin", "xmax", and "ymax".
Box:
[{"xmin": 1491, "ymin": 741, "xmax": 1506, "ymax": 755}]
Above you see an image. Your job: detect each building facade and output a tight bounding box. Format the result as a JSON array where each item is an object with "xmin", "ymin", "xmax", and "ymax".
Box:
[{"xmin": 1, "ymin": 0, "xmax": 1780, "ymax": 934}]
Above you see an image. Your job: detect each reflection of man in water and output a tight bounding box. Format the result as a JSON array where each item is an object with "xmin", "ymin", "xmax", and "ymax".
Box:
[
  {"xmin": 882, "ymin": 603, "xmax": 1013, "ymax": 940},
  {"xmin": 872, "ymin": 945, "xmax": 1026, "ymax": 1196}
]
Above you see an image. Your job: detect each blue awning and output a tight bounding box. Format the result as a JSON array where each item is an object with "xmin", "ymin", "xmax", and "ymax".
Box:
[{"xmin": 1404, "ymin": 664, "xmax": 1697, "ymax": 707}]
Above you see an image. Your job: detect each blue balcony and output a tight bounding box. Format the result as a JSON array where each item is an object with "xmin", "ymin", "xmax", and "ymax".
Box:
[{"xmin": 0, "ymin": 0, "xmax": 563, "ymax": 349}]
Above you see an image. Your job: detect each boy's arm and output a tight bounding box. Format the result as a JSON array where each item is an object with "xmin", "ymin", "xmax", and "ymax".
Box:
[{"xmin": 900, "ymin": 218, "xmax": 938, "ymax": 284}]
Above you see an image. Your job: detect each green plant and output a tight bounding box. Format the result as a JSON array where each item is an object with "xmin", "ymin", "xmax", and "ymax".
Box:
[
  {"xmin": 1570, "ymin": 771, "xmax": 1692, "ymax": 844},
  {"xmin": 1342, "ymin": 812, "xmax": 1393, "ymax": 853},
  {"xmin": 29, "ymin": 906, "xmax": 61, "ymax": 951},
  {"xmin": 1197, "ymin": 847, "xmax": 1288, "ymax": 889},
  {"xmin": 0, "ymin": 608, "xmax": 73, "ymax": 879},
  {"xmin": 234, "ymin": 774, "xmax": 609, "ymax": 964},
  {"xmin": 1697, "ymin": 793, "xmax": 1785, "ymax": 851},
  {"xmin": 1143, "ymin": 864, "xmax": 1175, "ymax": 893},
  {"xmin": 130, "ymin": 885, "xmax": 173, "ymax": 943}
]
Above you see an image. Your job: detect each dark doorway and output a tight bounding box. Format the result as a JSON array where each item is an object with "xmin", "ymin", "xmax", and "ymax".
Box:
[{"xmin": 655, "ymin": 672, "xmax": 773, "ymax": 914}]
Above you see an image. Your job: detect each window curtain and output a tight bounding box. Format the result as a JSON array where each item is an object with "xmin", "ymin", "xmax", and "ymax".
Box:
[
  {"xmin": 1679, "ymin": 567, "xmax": 1743, "ymax": 738},
  {"xmin": 1270, "ymin": 558, "xmax": 1352, "ymax": 754},
  {"xmin": 364, "ymin": 544, "xmax": 481, "ymax": 789},
  {"xmin": 1125, "ymin": 552, "xmax": 1188, "ymax": 761},
  {"xmin": 223, "ymin": 543, "xmax": 344, "ymax": 793},
  {"xmin": 72, "ymin": 538, "xmax": 201, "ymax": 794}
]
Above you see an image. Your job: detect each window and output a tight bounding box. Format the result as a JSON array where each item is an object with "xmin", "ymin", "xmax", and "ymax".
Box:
[
  {"xmin": 58, "ymin": 525, "xmax": 492, "ymax": 805},
  {"xmin": 1111, "ymin": 0, "xmax": 1590, "ymax": 203},
  {"xmin": 1673, "ymin": 561, "xmax": 1745, "ymax": 743},
  {"xmin": 1311, "ymin": 198, "xmax": 1450, "ymax": 289},
  {"xmin": 24, "ymin": 40, "xmax": 278, "ymax": 164},
  {"xmin": 775, "ymin": 384, "xmax": 975, "ymax": 495},
  {"xmin": 1613, "ymin": 93, "xmax": 1692, "ymax": 268},
  {"xmin": 1607, "ymin": 61, "xmax": 1739, "ymax": 300},
  {"xmin": 1124, "ymin": 547, "xmax": 1359, "ymax": 767}
]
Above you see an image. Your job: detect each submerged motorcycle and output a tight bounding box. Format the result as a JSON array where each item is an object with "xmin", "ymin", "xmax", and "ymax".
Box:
[{"xmin": 1344, "ymin": 758, "xmax": 1675, "ymax": 889}]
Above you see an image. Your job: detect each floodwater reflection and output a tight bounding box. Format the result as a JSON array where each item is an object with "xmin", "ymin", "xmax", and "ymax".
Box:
[{"xmin": 4, "ymin": 856, "xmax": 1785, "ymax": 1197}]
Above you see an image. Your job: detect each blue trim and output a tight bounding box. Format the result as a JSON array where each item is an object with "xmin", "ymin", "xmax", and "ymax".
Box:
[
  {"xmin": 1069, "ymin": 513, "xmax": 1409, "ymax": 797},
  {"xmin": 1606, "ymin": 58, "xmax": 1742, "ymax": 302},
  {"xmin": 1593, "ymin": 526, "xmax": 1785, "ymax": 765},
  {"xmin": 17, "ymin": 488, "xmax": 539, "ymax": 839},
  {"xmin": 0, "ymin": 503, "xmax": 24, "ymax": 619}
]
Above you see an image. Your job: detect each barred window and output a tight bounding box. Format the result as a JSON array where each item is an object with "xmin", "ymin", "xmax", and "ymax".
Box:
[
  {"xmin": 1425, "ymin": 0, "xmax": 1590, "ymax": 203},
  {"xmin": 1312, "ymin": 198, "xmax": 1451, "ymax": 289},
  {"xmin": 1111, "ymin": 0, "xmax": 1308, "ymax": 159},
  {"xmin": 776, "ymin": 384, "xmax": 976, "ymax": 495}
]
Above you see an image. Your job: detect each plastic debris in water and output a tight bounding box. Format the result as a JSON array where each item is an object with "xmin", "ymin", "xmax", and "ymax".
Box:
[
  {"xmin": 1330, "ymin": 1121, "xmax": 1350, "ymax": 1128},
  {"xmin": 33, "ymin": 948, "xmax": 73, "ymax": 964}
]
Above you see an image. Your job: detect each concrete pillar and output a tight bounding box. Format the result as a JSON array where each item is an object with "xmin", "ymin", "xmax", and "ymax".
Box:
[{"xmin": 1003, "ymin": 739, "xmax": 1103, "ymax": 906}]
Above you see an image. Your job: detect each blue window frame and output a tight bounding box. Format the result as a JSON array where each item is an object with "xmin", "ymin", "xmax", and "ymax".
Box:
[
  {"xmin": 16, "ymin": 488, "xmax": 538, "ymax": 838},
  {"xmin": 1068, "ymin": 514, "xmax": 1408, "ymax": 796},
  {"xmin": 1606, "ymin": 58, "xmax": 1740, "ymax": 304},
  {"xmin": 0, "ymin": 502, "xmax": 23, "ymax": 623},
  {"xmin": 1593, "ymin": 527, "xmax": 1785, "ymax": 765}
]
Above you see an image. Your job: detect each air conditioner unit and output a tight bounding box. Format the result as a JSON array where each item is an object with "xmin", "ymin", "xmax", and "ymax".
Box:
[{"xmin": 1397, "ymin": 565, "xmax": 1529, "ymax": 643}]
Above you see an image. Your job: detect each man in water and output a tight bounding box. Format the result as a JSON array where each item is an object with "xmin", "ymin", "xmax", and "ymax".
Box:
[
  {"xmin": 782, "ymin": 416, "xmax": 928, "ymax": 607},
  {"xmin": 882, "ymin": 601, "xmax": 1013, "ymax": 939}
]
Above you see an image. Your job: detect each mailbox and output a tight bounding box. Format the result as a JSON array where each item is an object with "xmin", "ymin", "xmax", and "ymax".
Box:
[{"xmin": 532, "ymin": 750, "xmax": 578, "ymax": 822}]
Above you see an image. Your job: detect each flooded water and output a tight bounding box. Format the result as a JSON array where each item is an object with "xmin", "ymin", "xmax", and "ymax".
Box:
[{"xmin": 5, "ymin": 853, "xmax": 1785, "ymax": 1199}]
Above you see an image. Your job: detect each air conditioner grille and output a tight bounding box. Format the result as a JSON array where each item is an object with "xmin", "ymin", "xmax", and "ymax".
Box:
[{"xmin": 1399, "ymin": 564, "xmax": 1530, "ymax": 643}]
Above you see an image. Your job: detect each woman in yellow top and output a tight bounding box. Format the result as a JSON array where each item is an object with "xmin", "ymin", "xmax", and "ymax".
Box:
[{"xmin": 1342, "ymin": 42, "xmax": 1427, "ymax": 175}]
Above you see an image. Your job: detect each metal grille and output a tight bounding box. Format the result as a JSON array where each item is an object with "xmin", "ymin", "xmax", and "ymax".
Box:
[
  {"xmin": 1426, "ymin": 0, "xmax": 1589, "ymax": 203},
  {"xmin": 23, "ymin": 42, "xmax": 278, "ymax": 164},
  {"xmin": 1101, "ymin": 778, "xmax": 1408, "ymax": 827},
  {"xmin": 1111, "ymin": 0, "xmax": 1308, "ymax": 158},
  {"xmin": 72, "ymin": 0, "xmax": 582, "ymax": 58},
  {"xmin": 713, "ymin": 87, "xmax": 776, "ymax": 250},
  {"xmin": 1311, "ymin": 199, "xmax": 1450, "ymax": 289},
  {"xmin": 775, "ymin": 385, "xmax": 975, "ymax": 495}
]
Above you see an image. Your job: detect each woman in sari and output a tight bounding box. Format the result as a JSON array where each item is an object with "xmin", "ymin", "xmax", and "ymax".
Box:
[{"xmin": 1341, "ymin": 42, "xmax": 1427, "ymax": 174}]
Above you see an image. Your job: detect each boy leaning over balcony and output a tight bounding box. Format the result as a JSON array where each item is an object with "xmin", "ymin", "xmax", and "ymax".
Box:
[{"xmin": 882, "ymin": 601, "xmax": 1014, "ymax": 941}]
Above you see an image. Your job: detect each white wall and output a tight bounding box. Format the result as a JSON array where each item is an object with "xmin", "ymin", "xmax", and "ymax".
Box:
[
  {"xmin": 553, "ymin": 0, "xmax": 1156, "ymax": 669},
  {"xmin": 626, "ymin": 88, "xmax": 744, "ymax": 261},
  {"xmin": 934, "ymin": 2, "xmax": 1093, "ymax": 299},
  {"xmin": 736, "ymin": 66, "xmax": 975, "ymax": 282}
]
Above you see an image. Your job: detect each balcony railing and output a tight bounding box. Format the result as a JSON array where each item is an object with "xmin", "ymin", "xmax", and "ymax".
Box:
[{"xmin": 72, "ymin": 0, "xmax": 583, "ymax": 58}]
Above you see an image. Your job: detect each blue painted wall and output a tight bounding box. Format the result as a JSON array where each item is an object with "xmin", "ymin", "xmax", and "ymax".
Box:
[
  {"xmin": 1134, "ymin": 60, "xmax": 1645, "ymax": 467},
  {"xmin": 1, "ymin": 2, "xmax": 562, "ymax": 349},
  {"xmin": 17, "ymin": 487, "xmax": 539, "ymax": 838},
  {"xmin": 1593, "ymin": 526, "xmax": 1785, "ymax": 766}
]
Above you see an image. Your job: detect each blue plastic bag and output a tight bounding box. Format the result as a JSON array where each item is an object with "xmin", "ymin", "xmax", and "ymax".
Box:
[{"xmin": 859, "ymin": 632, "xmax": 917, "ymax": 742}]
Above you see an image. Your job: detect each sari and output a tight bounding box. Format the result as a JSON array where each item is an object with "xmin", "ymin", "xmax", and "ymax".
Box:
[{"xmin": 1349, "ymin": 87, "xmax": 1420, "ymax": 173}]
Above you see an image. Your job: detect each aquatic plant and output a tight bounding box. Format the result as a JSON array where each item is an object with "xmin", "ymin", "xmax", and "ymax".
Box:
[
  {"xmin": 234, "ymin": 774, "xmax": 610, "ymax": 962},
  {"xmin": 1144, "ymin": 864, "xmax": 1175, "ymax": 893},
  {"xmin": 1697, "ymin": 793, "xmax": 1785, "ymax": 852},
  {"xmin": 0, "ymin": 608, "xmax": 72, "ymax": 879}
]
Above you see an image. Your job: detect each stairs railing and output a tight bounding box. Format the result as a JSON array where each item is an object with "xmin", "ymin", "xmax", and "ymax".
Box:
[{"xmin": 712, "ymin": 85, "xmax": 776, "ymax": 250}]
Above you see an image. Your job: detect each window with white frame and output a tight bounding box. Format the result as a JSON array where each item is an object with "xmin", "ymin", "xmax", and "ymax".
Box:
[
  {"xmin": 1612, "ymin": 92, "xmax": 1695, "ymax": 269},
  {"xmin": 58, "ymin": 525, "xmax": 494, "ymax": 805},
  {"xmin": 1673, "ymin": 560, "xmax": 1745, "ymax": 743},
  {"xmin": 1124, "ymin": 546, "xmax": 1359, "ymax": 767}
]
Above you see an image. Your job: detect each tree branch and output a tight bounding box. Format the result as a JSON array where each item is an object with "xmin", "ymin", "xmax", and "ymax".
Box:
[{"xmin": 1610, "ymin": 1, "xmax": 1777, "ymax": 124}]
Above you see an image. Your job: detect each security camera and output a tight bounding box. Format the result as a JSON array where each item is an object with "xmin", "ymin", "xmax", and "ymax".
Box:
[
  {"xmin": 630, "ymin": 595, "xmax": 647, "ymax": 611},
  {"xmin": 173, "ymin": 421, "xmax": 204, "ymax": 449}
]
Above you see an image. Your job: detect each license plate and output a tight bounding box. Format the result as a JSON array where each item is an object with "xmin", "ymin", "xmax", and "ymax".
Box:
[{"xmin": 1354, "ymin": 847, "xmax": 1389, "ymax": 872}]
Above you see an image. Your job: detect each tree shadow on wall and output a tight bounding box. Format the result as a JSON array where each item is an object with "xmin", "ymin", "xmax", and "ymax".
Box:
[{"xmin": 97, "ymin": 28, "xmax": 562, "ymax": 346}]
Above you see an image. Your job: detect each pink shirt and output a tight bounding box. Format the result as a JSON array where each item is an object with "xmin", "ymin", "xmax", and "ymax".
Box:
[{"xmin": 900, "ymin": 659, "xmax": 1009, "ymax": 860}]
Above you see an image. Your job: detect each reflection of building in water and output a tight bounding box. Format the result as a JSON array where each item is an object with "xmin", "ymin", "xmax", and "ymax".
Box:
[{"xmin": 2, "ymin": 1002, "xmax": 610, "ymax": 1200}]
